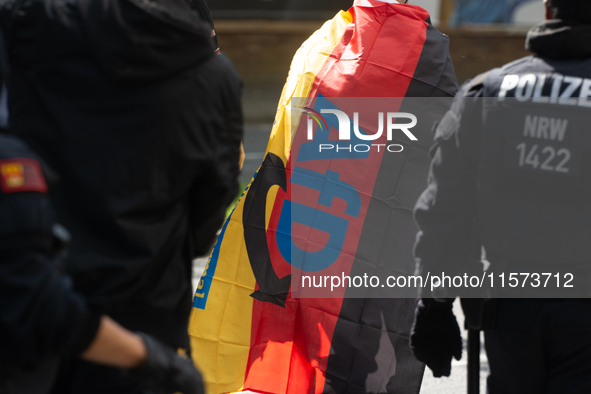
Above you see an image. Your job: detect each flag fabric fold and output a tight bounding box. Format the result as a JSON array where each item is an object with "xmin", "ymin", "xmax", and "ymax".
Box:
[{"xmin": 189, "ymin": 1, "xmax": 457, "ymax": 393}]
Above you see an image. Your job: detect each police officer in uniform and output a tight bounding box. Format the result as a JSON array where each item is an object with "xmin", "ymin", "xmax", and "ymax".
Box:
[
  {"xmin": 410, "ymin": 0, "xmax": 591, "ymax": 392},
  {"xmin": 0, "ymin": 26, "xmax": 205, "ymax": 394},
  {"xmin": 0, "ymin": 131, "xmax": 207, "ymax": 394}
]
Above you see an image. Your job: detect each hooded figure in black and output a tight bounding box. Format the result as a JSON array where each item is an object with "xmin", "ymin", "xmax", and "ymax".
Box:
[{"xmin": 0, "ymin": 0, "xmax": 243, "ymax": 392}]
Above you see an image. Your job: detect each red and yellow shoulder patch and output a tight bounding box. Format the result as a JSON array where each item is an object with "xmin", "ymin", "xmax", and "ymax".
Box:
[{"xmin": 0, "ymin": 158, "xmax": 48, "ymax": 194}]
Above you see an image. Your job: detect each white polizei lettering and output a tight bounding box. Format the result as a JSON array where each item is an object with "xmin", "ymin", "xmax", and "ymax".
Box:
[
  {"xmin": 537, "ymin": 117, "xmax": 550, "ymax": 139},
  {"xmin": 524, "ymin": 115, "xmax": 537, "ymax": 138},
  {"xmin": 559, "ymin": 76, "xmax": 582, "ymax": 105},
  {"xmin": 550, "ymin": 75, "xmax": 563, "ymax": 104},
  {"xmin": 353, "ymin": 112, "xmax": 384, "ymax": 141},
  {"xmin": 499, "ymin": 75, "xmax": 520, "ymax": 101},
  {"xmin": 387, "ymin": 113, "xmax": 418, "ymax": 141},
  {"xmin": 319, "ymin": 144, "xmax": 334, "ymax": 152},
  {"xmin": 336, "ymin": 144, "xmax": 352, "ymax": 152},
  {"xmin": 549, "ymin": 118, "xmax": 568, "ymax": 141},
  {"xmin": 578, "ymin": 78, "xmax": 591, "ymax": 108},
  {"xmin": 499, "ymin": 74, "xmax": 591, "ymax": 108},
  {"xmin": 515, "ymin": 74, "xmax": 537, "ymax": 101},
  {"xmin": 532, "ymin": 74, "xmax": 550, "ymax": 103},
  {"xmin": 321, "ymin": 109, "xmax": 351, "ymax": 140}
]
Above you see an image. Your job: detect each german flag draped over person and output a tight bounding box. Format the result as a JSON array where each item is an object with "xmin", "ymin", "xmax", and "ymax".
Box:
[{"xmin": 189, "ymin": 1, "xmax": 458, "ymax": 393}]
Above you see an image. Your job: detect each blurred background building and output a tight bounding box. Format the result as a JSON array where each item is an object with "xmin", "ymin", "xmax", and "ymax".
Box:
[{"xmin": 209, "ymin": 0, "xmax": 543, "ymax": 25}]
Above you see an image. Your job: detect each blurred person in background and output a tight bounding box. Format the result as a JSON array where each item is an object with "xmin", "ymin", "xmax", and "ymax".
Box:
[
  {"xmin": 411, "ymin": 0, "xmax": 591, "ymax": 392},
  {"xmin": 0, "ymin": 0, "xmax": 243, "ymax": 392},
  {"xmin": 190, "ymin": 0, "xmax": 220, "ymax": 53}
]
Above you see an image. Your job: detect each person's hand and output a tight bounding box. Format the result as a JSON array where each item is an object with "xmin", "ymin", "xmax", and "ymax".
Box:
[
  {"xmin": 410, "ymin": 298, "xmax": 462, "ymax": 377},
  {"xmin": 131, "ymin": 333, "xmax": 205, "ymax": 394}
]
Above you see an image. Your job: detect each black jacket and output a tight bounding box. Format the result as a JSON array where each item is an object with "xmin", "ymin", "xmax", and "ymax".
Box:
[
  {"xmin": 414, "ymin": 20, "xmax": 591, "ymax": 295},
  {"xmin": 0, "ymin": 0, "xmax": 243, "ymax": 347}
]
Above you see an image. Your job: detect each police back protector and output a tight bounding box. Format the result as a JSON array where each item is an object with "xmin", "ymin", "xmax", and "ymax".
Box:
[{"xmin": 477, "ymin": 67, "xmax": 591, "ymax": 267}]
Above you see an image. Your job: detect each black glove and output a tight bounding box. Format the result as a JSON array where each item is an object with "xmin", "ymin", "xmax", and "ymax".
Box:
[
  {"xmin": 130, "ymin": 332, "xmax": 205, "ymax": 394},
  {"xmin": 410, "ymin": 298, "xmax": 462, "ymax": 378}
]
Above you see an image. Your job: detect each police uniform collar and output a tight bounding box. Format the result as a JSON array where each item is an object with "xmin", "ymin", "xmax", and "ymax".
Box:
[{"xmin": 526, "ymin": 20, "xmax": 591, "ymax": 59}]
